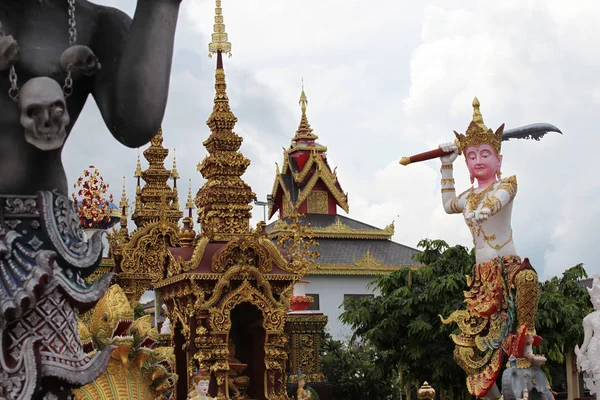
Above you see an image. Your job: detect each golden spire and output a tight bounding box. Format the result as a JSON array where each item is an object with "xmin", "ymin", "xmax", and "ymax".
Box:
[
  {"xmin": 118, "ymin": 176, "xmax": 129, "ymax": 235},
  {"xmin": 195, "ymin": 0, "xmax": 254, "ymax": 239},
  {"xmin": 185, "ymin": 179, "xmax": 194, "ymax": 212},
  {"xmin": 299, "ymin": 78, "xmax": 308, "ymax": 115},
  {"xmin": 180, "ymin": 179, "xmax": 196, "ymax": 246},
  {"xmin": 171, "ymin": 149, "xmax": 180, "ymax": 182},
  {"xmin": 471, "ymin": 97, "xmax": 488, "ymax": 131},
  {"xmin": 208, "ymin": 0, "xmax": 232, "ymax": 57},
  {"xmin": 134, "ymin": 150, "xmax": 143, "ymax": 178},
  {"xmin": 292, "ymin": 80, "xmax": 317, "ymax": 142},
  {"xmin": 131, "ymin": 128, "xmax": 183, "ymax": 227},
  {"xmin": 119, "ymin": 176, "xmax": 128, "ymax": 210}
]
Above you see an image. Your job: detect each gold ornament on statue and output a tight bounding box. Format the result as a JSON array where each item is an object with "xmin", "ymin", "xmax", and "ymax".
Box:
[{"xmin": 453, "ymin": 97, "xmax": 504, "ymax": 155}]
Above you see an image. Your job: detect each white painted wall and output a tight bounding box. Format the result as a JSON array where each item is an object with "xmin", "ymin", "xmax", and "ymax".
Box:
[{"xmin": 303, "ymin": 275, "xmax": 380, "ymax": 341}]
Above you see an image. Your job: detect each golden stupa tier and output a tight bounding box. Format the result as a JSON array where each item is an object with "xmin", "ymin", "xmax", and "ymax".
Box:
[
  {"xmin": 207, "ymin": 69, "xmax": 237, "ymax": 131},
  {"xmin": 195, "ymin": 55, "xmax": 255, "ymax": 238},
  {"xmin": 197, "ymin": 149, "xmax": 250, "ymax": 178},
  {"xmin": 132, "ymin": 129, "xmax": 183, "ymax": 227}
]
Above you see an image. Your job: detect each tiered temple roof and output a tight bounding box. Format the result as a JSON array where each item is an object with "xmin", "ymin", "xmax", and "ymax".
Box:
[
  {"xmin": 269, "ymin": 86, "xmax": 348, "ymax": 218},
  {"xmin": 132, "ymin": 129, "xmax": 183, "ymax": 227},
  {"xmin": 267, "ymin": 90, "xmax": 420, "ymax": 274}
]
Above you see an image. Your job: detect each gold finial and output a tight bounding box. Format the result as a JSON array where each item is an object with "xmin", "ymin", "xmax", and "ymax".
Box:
[
  {"xmin": 471, "ymin": 97, "xmax": 487, "ymax": 130},
  {"xmin": 299, "ymin": 78, "xmax": 308, "ymax": 115},
  {"xmin": 134, "ymin": 150, "xmax": 142, "ymax": 178},
  {"xmin": 208, "ymin": 0, "xmax": 232, "ymax": 57},
  {"xmin": 119, "ymin": 176, "xmax": 128, "ymax": 209},
  {"xmin": 185, "ymin": 179, "xmax": 194, "ymax": 210},
  {"xmin": 171, "ymin": 149, "xmax": 180, "ymax": 180},
  {"xmin": 293, "ymin": 80, "xmax": 315, "ymax": 138}
]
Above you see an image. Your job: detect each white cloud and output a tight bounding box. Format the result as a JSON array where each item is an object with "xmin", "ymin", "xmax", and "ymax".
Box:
[{"xmin": 61, "ymin": 0, "xmax": 598, "ymax": 281}]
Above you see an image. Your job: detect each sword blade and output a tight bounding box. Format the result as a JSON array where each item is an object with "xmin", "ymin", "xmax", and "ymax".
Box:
[{"xmin": 502, "ymin": 123, "xmax": 562, "ymax": 141}]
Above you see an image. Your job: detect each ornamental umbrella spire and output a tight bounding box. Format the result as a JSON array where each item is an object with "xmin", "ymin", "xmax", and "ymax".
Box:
[{"xmin": 195, "ymin": 0, "xmax": 255, "ymax": 239}]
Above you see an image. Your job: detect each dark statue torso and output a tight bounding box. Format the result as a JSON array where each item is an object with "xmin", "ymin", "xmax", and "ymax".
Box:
[{"xmin": 0, "ymin": 0, "xmax": 125, "ymax": 195}]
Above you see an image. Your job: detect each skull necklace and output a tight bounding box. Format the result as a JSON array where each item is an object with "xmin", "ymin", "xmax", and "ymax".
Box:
[{"xmin": 0, "ymin": 0, "xmax": 102, "ymax": 151}]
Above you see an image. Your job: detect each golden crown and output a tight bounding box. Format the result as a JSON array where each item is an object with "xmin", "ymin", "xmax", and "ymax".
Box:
[{"xmin": 454, "ymin": 97, "xmax": 504, "ymax": 155}]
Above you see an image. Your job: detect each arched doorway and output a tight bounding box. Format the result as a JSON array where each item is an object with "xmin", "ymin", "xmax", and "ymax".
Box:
[{"xmin": 230, "ymin": 302, "xmax": 266, "ymax": 400}]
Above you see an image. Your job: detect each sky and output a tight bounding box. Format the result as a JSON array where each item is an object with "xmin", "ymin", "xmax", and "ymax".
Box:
[{"xmin": 64, "ymin": 0, "xmax": 599, "ymax": 282}]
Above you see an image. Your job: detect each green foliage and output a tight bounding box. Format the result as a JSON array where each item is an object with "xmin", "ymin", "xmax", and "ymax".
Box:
[
  {"xmin": 134, "ymin": 303, "xmax": 147, "ymax": 320},
  {"xmin": 321, "ymin": 335, "xmax": 401, "ymax": 400},
  {"xmin": 340, "ymin": 239, "xmax": 474, "ymax": 396},
  {"xmin": 537, "ymin": 264, "xmax": 590, "ymax": 364}
]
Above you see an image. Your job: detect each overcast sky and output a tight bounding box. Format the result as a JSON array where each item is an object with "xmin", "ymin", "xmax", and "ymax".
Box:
[{"xmin": 65, "ymin": 0, "xmax": 599, "ymax": 281}]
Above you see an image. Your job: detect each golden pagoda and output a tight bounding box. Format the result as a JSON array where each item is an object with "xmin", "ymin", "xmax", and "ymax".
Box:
[
  {"xmin": 107, "ymin": 129, "xmax": 183, "ymax": 307},
  {"xmin": 153, "ymin": 2, "xmax": 304, "ymax": 399},
  {"xmin": 132, "ymin": 129, "xmax": 183, "ymax": 227}
]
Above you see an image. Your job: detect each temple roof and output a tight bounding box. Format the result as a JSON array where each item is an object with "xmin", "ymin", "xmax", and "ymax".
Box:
[
  {"xmin": 266, "ymin": 215, "xmax": 419, "ymax": 275},
  {"xmin": 268, "ymin": 86, "xmax": 348, "ymax": 219}
]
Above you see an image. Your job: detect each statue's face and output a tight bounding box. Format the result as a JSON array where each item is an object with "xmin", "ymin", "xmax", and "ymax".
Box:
[
  {"xmin": 196, "ymin": 379, "xmax": 209, "ymax": 395},
  {"xmin": 464, "ymin": 144, "xmax": 502, "ymax": 182},
  {"xmin": 592, "ymin": 294, "xmax": 600, "ymax": 309}
]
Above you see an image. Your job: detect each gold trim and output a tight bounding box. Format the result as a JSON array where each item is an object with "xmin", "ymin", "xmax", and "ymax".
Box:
[
  {"xmin": 267, "ymin": 217, "xmax": 394, "ymax": 240},
  {"xmin": 307, "ymin": 190, "xmax": 328, "ymax": 214}
]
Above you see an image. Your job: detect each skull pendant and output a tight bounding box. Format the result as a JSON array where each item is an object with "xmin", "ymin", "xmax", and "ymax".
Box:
[
  {"xmin": 19, "ymin": 77, "xmax": 70, "ymax": 151},
  {"xmin": 0, "ymin": 35, "xmax": 19, "ymax": 71},
  {"xmin": 60, "ymin": 45, "xmax": 101, "ymax": 77}
]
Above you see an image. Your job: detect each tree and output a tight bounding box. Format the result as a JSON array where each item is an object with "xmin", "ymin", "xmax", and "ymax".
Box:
[
  {"xmin": 537, "ymin": 263, "xmax": 590, "ymax": 362},
  {"xmin": 320, "ymin": 335, "xmax": 401, "ymax": 400},
  {"xmin": 340, "ymin": 239, "xmax": 473, "ymax": 398},
  {"xmin": 134, "ymin": 303, "xmax": 147, "ymax": 320},
  {"xmin": 536, "ymin": 264, "xmax": 590, "ymax": 389}
]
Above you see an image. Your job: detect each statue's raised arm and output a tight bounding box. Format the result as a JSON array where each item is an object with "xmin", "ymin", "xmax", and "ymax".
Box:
[{"xmin": 91, "ymin": 0, "xmax": 182, "ymax": 147}]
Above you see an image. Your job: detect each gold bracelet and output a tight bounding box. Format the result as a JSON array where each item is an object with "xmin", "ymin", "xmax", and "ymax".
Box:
[
  {"xmin": 441, "ymin": 164, "xmax": 453, "ymax": 170},
  {"xmin": 441, "ymin": 178, "xmax": 455, "ymax": 185},
  {"xmin": 441, "ymin": 188, "xmax": 456, "ymax": 193}
]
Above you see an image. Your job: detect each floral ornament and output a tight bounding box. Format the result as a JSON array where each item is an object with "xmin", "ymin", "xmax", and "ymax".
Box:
[
  {"xmin": 72, "ymin": 165, "xmax": 115, "ymax": 228},
  {"xmin": 277, "ymin": 212, "xmax": 320, "ymax": 276}
]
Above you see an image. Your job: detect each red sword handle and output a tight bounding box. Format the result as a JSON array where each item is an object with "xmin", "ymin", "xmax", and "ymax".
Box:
[{"xmin": 399, "ymin": 148, "xmax": 450, "ymax": 166}]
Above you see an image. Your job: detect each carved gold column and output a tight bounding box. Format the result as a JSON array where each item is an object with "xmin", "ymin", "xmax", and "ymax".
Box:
[{"xmin": 284, "ymin": 313, "xmax": 328, "ymax": 384}]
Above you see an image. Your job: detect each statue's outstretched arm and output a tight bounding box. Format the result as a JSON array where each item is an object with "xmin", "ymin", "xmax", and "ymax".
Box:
[
  {"xmin": 91, "ymin": 1, "xmax": 181, "ymax": 148},
  {"xmin": 481, "ymin": 175, "xmax": 517, "ymax": 215}
]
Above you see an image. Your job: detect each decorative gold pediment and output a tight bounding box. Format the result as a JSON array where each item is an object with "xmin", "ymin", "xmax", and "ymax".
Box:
[
  {"xmin": 120, "ymin": 219, "xmax": 181, "ymax": 280},
  {"xmin": 353, "ymin": 250, "xmax": 383, "ymax": 269},
  {"xmin": 209, "ymin": 281, "xmax": 286, "ymax": 332},
  {"xmin": 212, "ymin": 236, "xmax": 272, "ymax": 273},
  {"xmin": 268, "ymin": 217, "xmax": 394, "ymax": 240}
]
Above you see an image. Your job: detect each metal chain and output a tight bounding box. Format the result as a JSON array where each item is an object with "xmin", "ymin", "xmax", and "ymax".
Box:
[
  {"xmin": 67, "ymin": 0, "xmax": 77, "ymax": 47},
  {"xmin": 0, "ymin": 20, "xmax": 19, "ymax": 100},
  {"xmin": 0, "ymin": 1, "xmax": 78, "ymax": 102},
  {"xmin": 63, "ymin": 69, "xmax": 73, "ymax": 97},
  {"xmin": 8, "ymin": 66, "xmax": 19, "ymax": 101}
]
